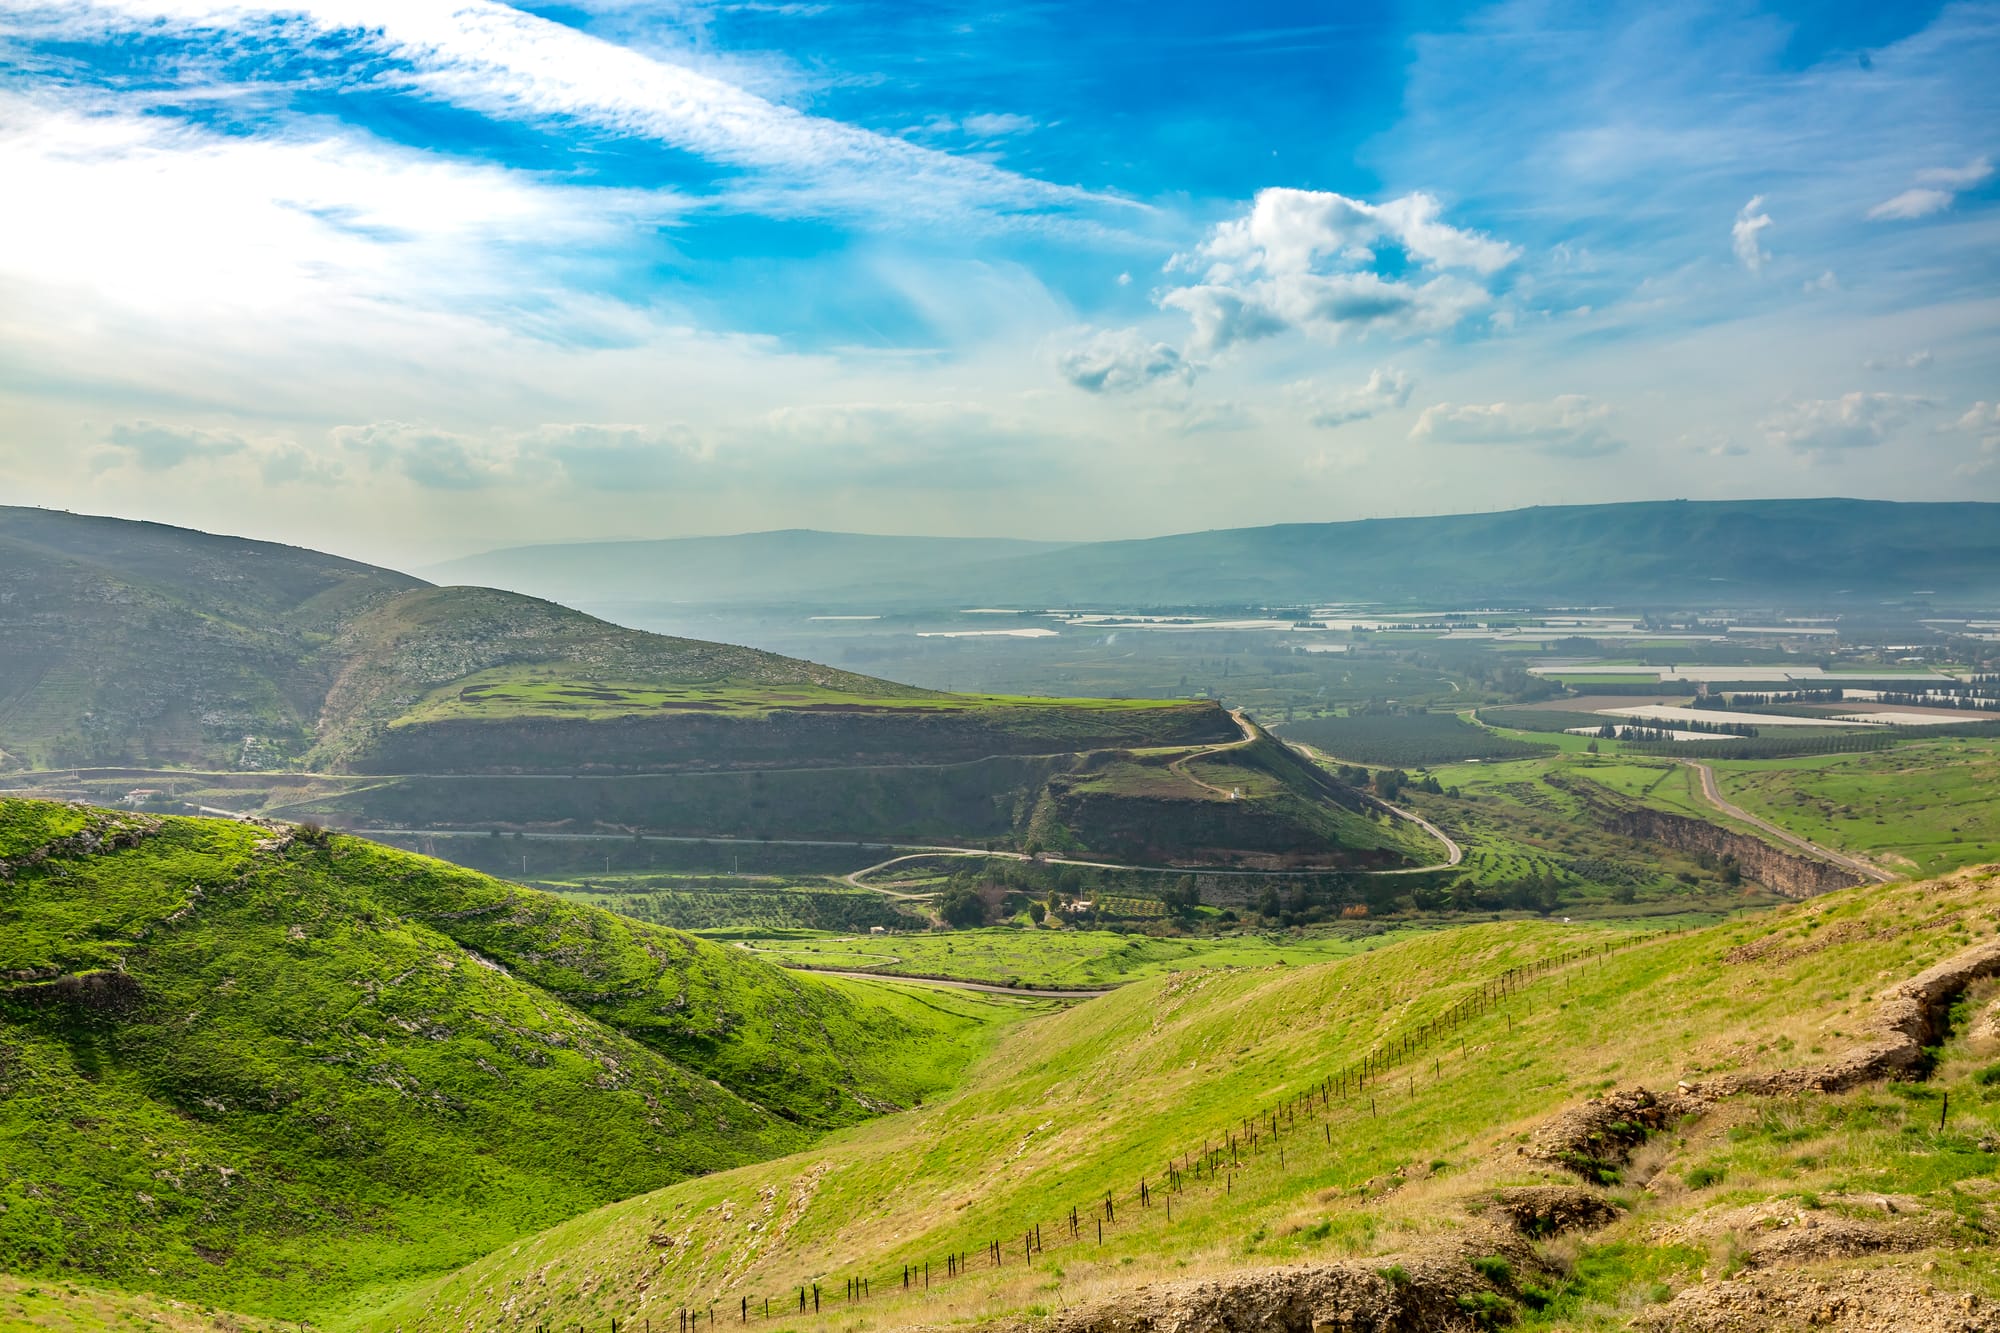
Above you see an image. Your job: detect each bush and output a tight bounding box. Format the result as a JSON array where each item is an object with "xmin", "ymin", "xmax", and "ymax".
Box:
[
  {"xmin": 938, "ymin": 885, "xmax": 986, "ymax": 928},
  {"xmin": 1455, "ymin": 1291, "xmax": 1515, "ymax": 1328},
  {"xmin": 1683, "ymin": 1164, "xmax": 1725, "ymax": 1189}
]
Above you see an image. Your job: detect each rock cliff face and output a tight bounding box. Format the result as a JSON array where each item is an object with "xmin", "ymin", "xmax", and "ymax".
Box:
[
  {"xmin": 1601, "ymin": 806, "xmax": 1863, "ymax": 897},
  {"xmin": 1543, "ymin": 775, "xmax": 1862, "ymax": 898}
]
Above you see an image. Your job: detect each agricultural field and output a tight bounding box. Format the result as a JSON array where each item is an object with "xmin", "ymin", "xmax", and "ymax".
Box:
[
  {"xmin": 1709, "ymin": 737, "xmax": 2000, "ymax": 877},
  {"xmin": 365, "ymin": 867, "xmax": 2000, "ymax": 1333},
  {"xmin": 1278, "ymin": 711, "xmax": 1554, "ymax": 766},
  {"xmin": 708, "ymin": 926, "xmax": 1432, "ymax": 989}
]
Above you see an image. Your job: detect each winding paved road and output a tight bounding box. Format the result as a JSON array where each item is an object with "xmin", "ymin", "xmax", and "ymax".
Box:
[
  {"xmin": 1165, "ymin": 708, "xmax": 1260, "ymax": 796},
  {"xmin": 1679, "ymin": 760, "xmax": 1895, "ymax": 883},
  {"xmin": 1281, "ymin": 742, "xmax": 1465, "ymax": 873}
]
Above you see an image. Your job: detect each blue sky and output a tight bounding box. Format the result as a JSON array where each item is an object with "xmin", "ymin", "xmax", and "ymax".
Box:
[{"xmin": 1, "ymin": 0, "xmax": 1996, "ymax": 565}]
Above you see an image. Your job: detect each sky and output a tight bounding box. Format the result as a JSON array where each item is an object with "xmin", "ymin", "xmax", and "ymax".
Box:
[{"xmin": 2, "ymin": 0, "xmax": 1997, "ymax": 568}]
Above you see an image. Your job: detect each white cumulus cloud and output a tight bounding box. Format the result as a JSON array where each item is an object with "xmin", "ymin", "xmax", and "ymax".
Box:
[
  {"xmin": 1410, "ymin": 395, "xmax": 1623, "ymax": 457},
  {"xmin": 1761, "ymin": 393, "xmax": 1919, "ymax": 454},
  {"xmin": 1732, "ymin": 196, "xmax": 1772, "ymax": 272},
  {"xmin": 1156, "ymin": 188, "xmax": 1514, "ymax": 353},
  {"xmin": 1055, "ymin": 328, "xmax": 1192, "ymax": 394},
  {"xmin": 1299, "ymin": 368, "xmax": 1415, "ymax": 429}
]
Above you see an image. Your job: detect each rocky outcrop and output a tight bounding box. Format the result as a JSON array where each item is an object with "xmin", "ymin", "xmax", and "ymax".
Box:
[
  {"xmin": 0, "ymin": 807, "xmax": 160, "ymax": 880},
  {"xmin": 1011, "ymin": 1230, "xmax": 1539, "ymax": 1333},
  {"xmin": 1523, "ymin": 1087, "xmax": 1702, "ymax": 1180},
  {"xmin": 1637, "ymin": 1268, "xmax": 1993, "ymax": 1332},
  {"xmin": 1690, "ymin": 937, "xmax": 2000, "ymax": 1097},
  {"xmin": 1543, "ymin": 775, "xmax": 1861, "ymax": 898},
  {"xmin": 1481, "ymin": 1185, "xmax": 1624, "ymax": 1237}
]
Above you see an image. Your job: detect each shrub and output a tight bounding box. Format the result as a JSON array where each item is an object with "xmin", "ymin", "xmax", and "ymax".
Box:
[
  {"xmin": 1455, "ymin": 1291, "xmax": 1516, "ymax": 1328},
  {"xmin": 1683, "ymin": 1164, "xmax": 1724, "ymax": 1189}
]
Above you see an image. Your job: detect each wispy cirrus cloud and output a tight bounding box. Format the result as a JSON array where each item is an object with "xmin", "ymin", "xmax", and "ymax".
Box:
[
  {"xmin": 0, "ymin": 88, "xmax": 671, "ymax": 321},
  {"xmin": 17, "ymin": 0, "xmax": 1106, "ymax": 224},
  {"xmin": 1867, "ymin": 156, "xmax": 1994, "ymax": 221}
]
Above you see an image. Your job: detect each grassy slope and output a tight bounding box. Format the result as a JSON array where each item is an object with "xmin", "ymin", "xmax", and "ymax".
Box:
[
  {"xmin": 0, "ymin": 801, "xmax": 1023, "ymax": 1320},
  {"xmin": 366, "ymin": 868, "xmax": 2000, "ymax": 1332},
  {"xmin": 710, "ymin": 926, "xmax": 1438, "ymax": 989},
  {"xmin": 1040, "ymin": 735, "xmax": 1424, "ymax": 869},
  {"xmin": 1711, "ymin": 738, "xmax": 2000, "ymax": 877},
  {"xmin": 0, "ymin": 1273, "xmax": 283, "ymax": 1333},
  {"xmin": 1276, "ymin": 712, "xmax": 1554, "ymax": 767},
  {"xmin": 0, "ymin": 509, "xmax": 416, "ymax": 768},
  {"xmin": 309, "ymin": 586, "xmax": 933, "ymax": 770}
]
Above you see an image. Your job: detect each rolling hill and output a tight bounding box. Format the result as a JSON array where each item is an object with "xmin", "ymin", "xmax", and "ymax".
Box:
[
  {"xmin": 432, "ymin": 499, "xmax": 2000, "ymax": 611},
  {"xmin": 363, "ymin": 863, "xmax": 2000, "ymax": 1332},
  {"xmin": 0, "ymin": 799, "xmax": 1020, "ymax": 1320},
  {"xmin": 0, "ymin": 509, "xmax": 1400, "ymax": 871},
  {"xmin": 0, "ymin": 507, "xmax": 1228, "ymax": 776}
]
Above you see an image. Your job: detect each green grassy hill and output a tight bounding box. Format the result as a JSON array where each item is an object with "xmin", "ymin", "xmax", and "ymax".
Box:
[
  {"xmin": 0, "ymin": 800, "xmax": 1024, "ymax": 1321},
  {"xmin": 365, "ymin": 865, "xmax": 2000, "ymax": 1332},
  {"xmin": 1034, "ymin": 733, "xmax": 1428, "ymax": 868},
  {"xmin": 0, "ymin": 507, "xmax": 419, "ymax": 769},
  {"xmin": 0, "ymin": 509, "xmax": 1241, "ymax": 798}
]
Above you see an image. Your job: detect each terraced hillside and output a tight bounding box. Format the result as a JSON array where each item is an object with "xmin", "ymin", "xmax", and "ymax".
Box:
[
  {"xmin": 3, "ymin": 511, "xmax": 1313, "ymax": 866},
  {"xmin": 368, "ymin": 865, "xmax": 2000, "ymax": 1333},
  {"xmin": 0, "ymin": 800, "xmax": 1026, "ymax": 1321}
]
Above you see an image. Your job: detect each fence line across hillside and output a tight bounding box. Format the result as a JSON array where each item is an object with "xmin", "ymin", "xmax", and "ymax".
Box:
[{"xmin": 590, "ymin": 926, "xmax": 1683, "ymax": 1332}]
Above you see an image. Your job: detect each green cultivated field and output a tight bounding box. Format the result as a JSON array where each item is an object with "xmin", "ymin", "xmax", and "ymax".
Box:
[
  {"xmin": 1400, "ymin": 756, "xmax": 1783, "ymax": 915},
  {"xmin": 545, "ymin": 874, "xmax": 926, "ymax": 933},
  {"xmin": 1279, "ymin": 711, "xmax": 1554, "ymax": 766}
]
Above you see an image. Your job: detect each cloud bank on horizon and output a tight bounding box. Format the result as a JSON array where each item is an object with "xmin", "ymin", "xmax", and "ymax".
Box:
[{"xmin": 1, "ymin": 0, "xmax": 1996, "ymax": 563}]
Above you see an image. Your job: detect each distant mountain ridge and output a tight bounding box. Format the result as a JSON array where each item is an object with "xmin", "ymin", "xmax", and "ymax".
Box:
[
  {"xmin": 422, "ymin": 529, "xmax": 1073, "ymax": 608},
  {"xmin": 432, "ymin": 500, "xmax": 2000, "ymax": 609}
]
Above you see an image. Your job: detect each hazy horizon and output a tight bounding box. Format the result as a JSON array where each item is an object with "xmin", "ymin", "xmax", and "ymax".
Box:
[{"xmin": 4, "ymin": 1, "xmax": 1997, "ymax": 569}]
